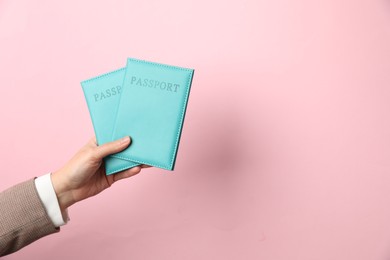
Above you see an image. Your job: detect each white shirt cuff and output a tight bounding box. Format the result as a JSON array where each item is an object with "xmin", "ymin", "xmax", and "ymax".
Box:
[{"xmin": 34, "ymin": 173, "xmax": 70, "ymax": 227}]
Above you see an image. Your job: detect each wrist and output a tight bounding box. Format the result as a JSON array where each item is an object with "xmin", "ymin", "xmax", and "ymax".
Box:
[{"xmin": 51, "ymin": 170, "xmax": 75, "ymax": 211}]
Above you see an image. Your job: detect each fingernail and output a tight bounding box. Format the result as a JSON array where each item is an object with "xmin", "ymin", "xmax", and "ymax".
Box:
[{"xmin": 119, "ymin": 136, "xmax": 130, "ymax": 144}]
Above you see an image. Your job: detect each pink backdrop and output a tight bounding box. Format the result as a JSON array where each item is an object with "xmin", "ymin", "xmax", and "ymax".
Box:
[{"xmin": 1, "ymin": 0, "xmax": 390, "ymax": 259}]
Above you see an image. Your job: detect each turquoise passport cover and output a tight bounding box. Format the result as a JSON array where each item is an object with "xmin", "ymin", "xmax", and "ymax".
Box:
[
  {"xmin": 81, "ymin": 68, "xmax": 140, "ymax": 175},
  {"xmin": 111, "ymin": 58, "xmax": 194, "ymax": 170}
]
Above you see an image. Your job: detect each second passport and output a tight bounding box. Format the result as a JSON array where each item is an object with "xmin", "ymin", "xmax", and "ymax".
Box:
[{"xmin": 81, "ymin": 68, "xmax": 140, "ymax": 175}]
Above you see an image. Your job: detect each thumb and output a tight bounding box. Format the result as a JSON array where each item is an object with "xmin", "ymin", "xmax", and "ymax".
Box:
[{"xmin": 94, "ymin": 136, "xmax": 131, "ymax": 159}]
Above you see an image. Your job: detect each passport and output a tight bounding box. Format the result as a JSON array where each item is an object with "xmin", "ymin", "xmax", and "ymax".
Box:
[
  {"xmin": 81, "ymin": 68, "xmax": 140, "ymax": 175},
  {"xmin": 111, "ymin": 58, "xmax": 194, "ymax": 170}
]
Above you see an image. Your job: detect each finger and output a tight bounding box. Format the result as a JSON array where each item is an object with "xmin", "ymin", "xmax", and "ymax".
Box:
[
  {"xmin": 91, "ymin": 136, "xmax": 97, "ymax": 145},
  {"xmin": 113, "ymin": 166, "xmax": 142, "ymax": 183},
  {"xmin": 141, "ymin": 164, "xmax": 152, "ymax": 168},
  {"xmin": 86, "ymin": 136, "xmax": 97, "ymax": 147},
  {"xmin": 94, "ymin": 136, "xmax": 131, "ymax": 159}
]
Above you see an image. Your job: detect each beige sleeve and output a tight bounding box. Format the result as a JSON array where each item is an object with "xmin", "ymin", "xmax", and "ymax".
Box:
[{"xmin": 0, "ymin": 178, "xmax": 59, "ymax": 256}]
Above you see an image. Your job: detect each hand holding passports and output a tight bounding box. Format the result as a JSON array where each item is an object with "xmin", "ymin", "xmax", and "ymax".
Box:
[{"xmin": 81, "ymin": 58, "xmax": 194, "ymax": 175}]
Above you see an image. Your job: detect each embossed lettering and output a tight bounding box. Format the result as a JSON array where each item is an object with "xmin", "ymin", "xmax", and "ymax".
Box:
[
  {"xmin": 94, "ymin": 85, "xmax": 121, "ymax": 102},
  {"xmin": 131, "ymin": 76, "xmax": 137, "ymax": 85},
  {"xmin": 129, "ymin": 76, "xmax": 180, "ymax": 93}
]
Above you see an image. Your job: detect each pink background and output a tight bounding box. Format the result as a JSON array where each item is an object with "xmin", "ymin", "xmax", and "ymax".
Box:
[{"xmin": 1, "ymin": 0, "xmax": 390, "ymax": 259}]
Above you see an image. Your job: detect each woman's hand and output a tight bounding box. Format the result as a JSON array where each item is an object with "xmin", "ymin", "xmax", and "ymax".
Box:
[{"xmin": 51, "ymin": 136, "xmax": 146, "ymax": 211}]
